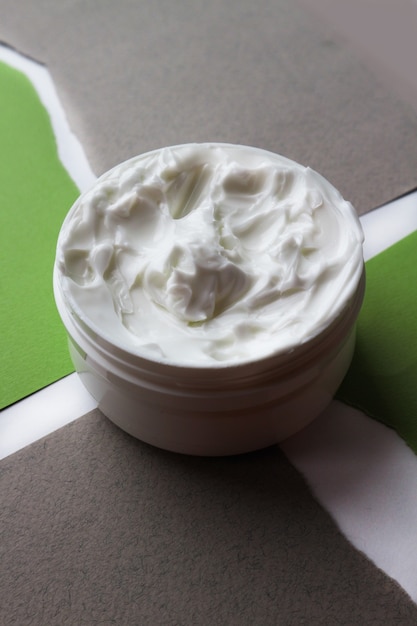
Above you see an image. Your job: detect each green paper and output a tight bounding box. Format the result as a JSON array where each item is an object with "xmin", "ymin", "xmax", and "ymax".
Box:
[
  {"xmin": 338, "ymin": 229, "xmax": 417, "ymax": 453},
  {"xmin": 0, "ymin": 61, "xmax": 79, "ymax": 409}
]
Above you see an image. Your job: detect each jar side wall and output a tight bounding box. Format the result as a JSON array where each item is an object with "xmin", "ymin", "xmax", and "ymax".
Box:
[{"xmin": 66, "ymin": 323, "xmax": 356, "ymax": 456}]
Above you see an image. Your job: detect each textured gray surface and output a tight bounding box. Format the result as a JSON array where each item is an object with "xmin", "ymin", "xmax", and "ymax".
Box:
[
  {"xmin": 2, "ymin": 410, "xmax": 417, "ymax": 625},
  {"xmin": 2, "ymin": 0, "xmax": 417, "ymax": 213}
]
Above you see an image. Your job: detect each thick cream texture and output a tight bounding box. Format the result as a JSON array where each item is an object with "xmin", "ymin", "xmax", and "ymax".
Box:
[{"xmin": 56, "ymin": 144, "xmax": 364, "ymax": 365}]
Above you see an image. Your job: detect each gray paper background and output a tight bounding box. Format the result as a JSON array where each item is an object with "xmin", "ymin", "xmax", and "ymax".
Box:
[
  {"xmin": 2, "ymin": 0, "xmax": 417, "ymax": 213},
  {"xmin": 2, "ymin": 411, "xmax": 417, "ymax": 625}
]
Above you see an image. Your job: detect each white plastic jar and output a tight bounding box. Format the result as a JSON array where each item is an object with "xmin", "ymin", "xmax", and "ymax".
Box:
[{"xmin": 54, "ymin": 143, "xmax": 365, "ymax": 455}]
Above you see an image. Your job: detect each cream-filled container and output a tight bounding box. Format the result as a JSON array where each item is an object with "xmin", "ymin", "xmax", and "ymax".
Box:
[{"xmin": 54, "ymin": 143, "xmax": 365, "ymax": 455}]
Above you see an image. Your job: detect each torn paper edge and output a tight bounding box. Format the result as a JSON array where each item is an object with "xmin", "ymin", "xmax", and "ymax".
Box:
[{"xmin": 0, "ymin": 42, "xmax": 96, "ymax": 192}]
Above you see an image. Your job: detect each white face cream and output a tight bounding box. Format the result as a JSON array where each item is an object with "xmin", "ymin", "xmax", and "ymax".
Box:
[{"xmin": 55, "ymin": 143, "xmax": 364, "ymax": 366}]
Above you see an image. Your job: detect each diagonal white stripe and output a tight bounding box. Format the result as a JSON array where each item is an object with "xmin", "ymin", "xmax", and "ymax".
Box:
[
  {"xmin": 281, "ymin": 401, "xmax": 417, "ymax": 602},
  {"xmin": 0, "ymin": 374, "xmax": 97, "ymax": 460},
  {"xmin": 0, "ymin": 43, "xmax": 96, "ymax": 192}
]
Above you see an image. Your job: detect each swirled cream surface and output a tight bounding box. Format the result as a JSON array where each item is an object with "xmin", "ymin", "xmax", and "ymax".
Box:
[{"xmin": 55, "ymin": 144, "xmax": 364, "ymax": 365}]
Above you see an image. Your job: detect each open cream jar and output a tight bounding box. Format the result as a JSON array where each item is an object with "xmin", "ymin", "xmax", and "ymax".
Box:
[{"xmin": 54, "ymin": 143, "xmax": 365, "ymax": 455}]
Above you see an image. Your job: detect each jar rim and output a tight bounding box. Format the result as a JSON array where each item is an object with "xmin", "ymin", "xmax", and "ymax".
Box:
[
  {"xmin": 53, "ymin": 264, "xmax": 365, "ymax": 387},
  {"xmin": 54, "ymin": 143, "xmax": 365, "ymax": 377}
]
